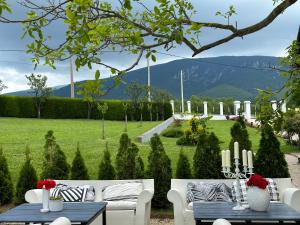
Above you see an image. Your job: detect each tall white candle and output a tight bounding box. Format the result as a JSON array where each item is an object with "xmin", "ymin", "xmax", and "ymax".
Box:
[
  {"xmin": 234, "ymin": 142, "xmax": 239, "ymax": 159},
  {"xmin": 247, "ymin": 151, "xmax": 253, "ymax": 168},
  {"xmin": 242, "ymin": 149, "xmax": 247, "ymax": 166},
  {"xmin": 221, "ymin": 150, "xmax": 226, "ymax": 167},
  {"xmin": 226, "ymin": 150, "xmax": 231, "ymax": 167}
]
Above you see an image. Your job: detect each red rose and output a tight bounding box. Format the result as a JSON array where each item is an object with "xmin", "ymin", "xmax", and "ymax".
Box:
[
  {"xmin": 36, "ymin": 180, "xmax": 56, "ymax": 190},
  {"xmin": 246, "ymin": 174, "xmax": 268, "ymax": 189}
]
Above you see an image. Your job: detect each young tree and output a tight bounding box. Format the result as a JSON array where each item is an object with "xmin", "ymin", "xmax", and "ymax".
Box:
[
  {"xmin": 254, "ymin": 124, "xmax": 290, "ymax": 178},
  {"xmin": 147, "ymin": 134, "xmax": 172, "ymax": 208},
  {"xmin": 15, "ymin": 146, "xmax": 38, "ymax": 204},
  {"xmin": 193, "ymin": 132, "xmax": 222, "ymax": 178},
  {"xmin": 77, "ymin": 73, "xmax": 104, "ymax": 119},
  {"xmin": 26, "ymin": 73, "xmax": 52, "ymax": 118},
  {"xmin": 98, "ymin": 143, "xmax": 115, "ymax": 180},
  {"xmin": 176, "ymin": 149, "xmax": 192, "ymax": 179},
  {"xmin": 71, "ymin": 143, "xmax": 89, "ymax": 180},
  {"xmin": 97, "ymin": 102, "xmax": 109, "ymax": 139},
  {"xmin": 229, "ymin": 116, "xmax": 252, "ymax": 162},
  {"xmin": 0, "ymin": 80, "xmax": 7, "ymax": 94},
  {"xmin": 123, "ymin": 102, "xmax": 129, "ymax": 132},
  {"xmin": 0, "ymin": 146, "xmax": 14, "ymax": 205},
  {"xmin": 41, "ymin": 130, "xmax": 70, "ymax": 180},
  {"xmin": 125, "ymin": 82, "xmax": 146, "ymax": 119},
  {"xmin": 115, "ymin": 133, "xmax": 131, "ymax": 179}
]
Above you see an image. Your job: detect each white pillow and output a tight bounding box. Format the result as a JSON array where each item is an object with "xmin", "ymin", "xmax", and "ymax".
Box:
[{"xmin": 103, "ymin": 182, "xmax": 143, "ymax": 202}]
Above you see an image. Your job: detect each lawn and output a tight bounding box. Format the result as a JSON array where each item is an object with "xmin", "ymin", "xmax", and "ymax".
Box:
[{"xmin": 0, "ymin": 118, "xmax": 297, "ymax": 185}]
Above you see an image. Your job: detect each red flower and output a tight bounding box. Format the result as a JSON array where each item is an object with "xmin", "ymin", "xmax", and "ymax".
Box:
[
  {"xmin": 36, "ymin": 180, "xmax": 56, "ymax": 190},
  {"xmin": 246, "ymin": 174, "xmax": 268, "ymax": 189}
]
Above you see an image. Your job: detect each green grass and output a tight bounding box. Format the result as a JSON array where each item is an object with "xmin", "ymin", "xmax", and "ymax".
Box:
[{"xmin": 0, "ymin": 118, "xmax": 298, "ymax": 186}]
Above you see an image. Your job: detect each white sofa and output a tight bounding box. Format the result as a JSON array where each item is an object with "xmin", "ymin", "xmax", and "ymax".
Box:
[
  {"xmin": 50, "ymin": 217, "xmax": 71, "ymax": 225},
  {"xmin": 25, "ymin": 179, "xmax": 154, "ymax": 225},
  {"xmin": 167, "ymin": 178, "xmax": 300, "ymax": 225}
]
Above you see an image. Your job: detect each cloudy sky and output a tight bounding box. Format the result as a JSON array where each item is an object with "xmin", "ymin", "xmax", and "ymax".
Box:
[{"xmin": 0, "ymin": 0, "xmax": 299, "ymax": 93}]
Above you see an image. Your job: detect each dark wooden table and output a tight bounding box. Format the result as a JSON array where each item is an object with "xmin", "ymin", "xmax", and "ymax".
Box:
[
  {"xmin": 0, "ymin": 202, "xmax": 107, "ymax": 225},
  {"xmin": 194, "ymin": 202, "xmax": 300, "ymax": 225}
]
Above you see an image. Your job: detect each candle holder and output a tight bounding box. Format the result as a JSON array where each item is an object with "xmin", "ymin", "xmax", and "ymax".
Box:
[{"xmin": 222, "ymin": 158, "xmax": 254, "ymax": 211}]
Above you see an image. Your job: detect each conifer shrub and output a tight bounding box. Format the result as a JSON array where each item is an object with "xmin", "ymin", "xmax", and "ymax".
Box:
[
  {"xmin": 71, "ymin": 143, "xmax": 89, "ymax": 180},
  {"xmin": 135, "ymin": 156, "xmax": 145, "ymax": 179},
  {"xmin": 254, "ymin": 124, "xmax": 290, "ymax": 178},
  {"xmin": 15, "ymin": 146, "xmax": 38, "ymax": 204},
  {"xmin": 41, "ymin": 130, "xmax": 70, "ymax": 180},
  {"xmin": 229, "ymin": 117, "xmax": 252, "ymax": 159},
  {"xmin": 176, "ymin": 149, "xmax": 192, "ymax": 179},
  {"xmin": 98, "ymin": 143, "xmax": 115, "ymax": 180},
  {"xmin": 162, "ymin": 127, "xmax": 184, "ymax": 138},
  {"xmin": 0, "ymin": 146, "xmax": 14, "ymax": 205},
  {"xmin": 146, "ymin": 134, "xmax": 172, "ymax": 208},
  {"xmin": 193, "ymin": 132, "xmax": 222, "ymax": 178}
]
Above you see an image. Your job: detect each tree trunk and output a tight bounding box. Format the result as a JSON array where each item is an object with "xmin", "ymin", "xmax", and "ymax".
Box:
[
  {"xmin": 124, "ymin": 114, "xmax": 128, "ymax": 132},
  {"xmin": 139, "ymin": 113, "xmax": 143, "ymax": 127},
  {"xmin": 37, "ymin": 106, "xmax": 41, "ymax": 119},
  {"xmin": 150, "ymin": 111, "xmax": 152, "ymax": 121},
  {"xmin": 87, "ymin": 103, "xmax": 91, "ymax": 119},
  {"xmin": 102, "ymin": 117, "xmax": 105, "ymax": 139}
]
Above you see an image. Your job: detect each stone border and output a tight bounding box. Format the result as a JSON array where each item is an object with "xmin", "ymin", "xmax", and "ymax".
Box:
[{"xmin": 136, "ymin": 117, "xmax": 174, "ymax": 143}]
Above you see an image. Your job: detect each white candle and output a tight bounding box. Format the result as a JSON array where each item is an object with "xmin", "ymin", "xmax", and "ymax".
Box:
[
  {"xmin": 226, "ymin": 150, "xmax": 231, "ymax": 167},
  {"xmin": 234, "ymin": 142, "xmax": 239, "ymax": 159},
  {"xmin": 247, "ymin": 150, "xmax": 253, "ymax": 168},
  {"xmin": 242, "ymin": 149, "xmax": 247, "ymax": 166},
  {"xmin": 221, "ymin": 150, "xmax": 226, "ymax": 167}
]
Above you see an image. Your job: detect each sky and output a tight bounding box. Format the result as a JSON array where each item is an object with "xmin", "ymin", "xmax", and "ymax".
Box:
[{"xmin": 0, "ymin": 0, "xmax": 299, "ymax": 93}]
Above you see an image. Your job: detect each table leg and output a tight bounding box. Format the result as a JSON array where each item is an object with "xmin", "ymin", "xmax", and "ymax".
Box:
[
  {"xmin": 102, "ymin": 209, "xmax": 106, "ymax": 225},
  {"xmin": 196, "ymin": 220, "xmax": 201, "ymax": 225}
]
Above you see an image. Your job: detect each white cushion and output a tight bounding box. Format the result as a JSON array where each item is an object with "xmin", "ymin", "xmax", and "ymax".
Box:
[
  {"xmin": 103, "ymin": 182, "xmax": 143, "ymax": 201},
  {"xmin": 106, "ymin": 201, "xmax": 137, "ymax": 210},
  {"xmin": 187, "ymin": 202, "xmax": 193, "ymax": 210}
]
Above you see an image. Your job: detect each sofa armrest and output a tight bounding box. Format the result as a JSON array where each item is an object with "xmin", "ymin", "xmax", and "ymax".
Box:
[
  {"xmin": 282, "ymin": 188, "xmax": 300, "ymax": 213},
  {"xmin": 135, "ymin": 189, "xmax": 153, "ymax": 225},
  {"xmin": 167, "ymin": 189, "xmax": 186, "ymax": 225},
  {"xmin": 25, "ymin": 189, "xmax": 43, "ymax": 203}
]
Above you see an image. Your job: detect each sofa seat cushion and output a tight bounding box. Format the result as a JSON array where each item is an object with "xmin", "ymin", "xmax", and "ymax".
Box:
[
  {"xmin": 105, "ymin": 200, "xmax": 137, "ymax": 210},
  {"xmin": 103, "ymin": 182, "xmax": 143, "ymax": 202}
]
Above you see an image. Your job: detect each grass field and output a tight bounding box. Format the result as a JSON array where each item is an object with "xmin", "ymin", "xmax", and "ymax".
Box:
[{"xmin": 0, "ymin": 117, "xmax": 298, "ymax": 185}]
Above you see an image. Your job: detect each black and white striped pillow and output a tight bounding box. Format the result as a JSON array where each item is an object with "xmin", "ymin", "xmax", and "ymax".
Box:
[{"xmin": 51, "ymin": 184, "xmax": 88, "ymax": 202}]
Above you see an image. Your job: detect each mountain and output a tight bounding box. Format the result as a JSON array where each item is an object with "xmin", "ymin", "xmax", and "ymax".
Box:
[{"xmin": 7, "ymin": 56, "xmax": 285, "ymax": 100}]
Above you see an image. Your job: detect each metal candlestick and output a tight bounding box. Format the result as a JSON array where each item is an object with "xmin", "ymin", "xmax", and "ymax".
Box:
[{"xmin": 222, "ymin": 158, "xmax": 254, "ymax": 211}]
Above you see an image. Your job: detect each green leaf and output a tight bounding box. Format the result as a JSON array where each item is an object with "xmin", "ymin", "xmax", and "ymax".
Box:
[
  {"xmin": 95, "ymin": 70, "xmax": 100, "ymax": 80},
  {"xmin": 151, "ymin": 55, "xmax": 156, "ymax": 62},
  {"xmin": 124, "ymin": 0, "xmax": 132, "ymax": 10}
]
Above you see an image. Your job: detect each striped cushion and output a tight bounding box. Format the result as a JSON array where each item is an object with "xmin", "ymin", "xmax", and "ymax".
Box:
[
  {"xmin": 51, "ymin": 184, "xmax": 88, "ymax": 202},
  {"xmin": 231, "ymin": 178, "xmax": 280, "ymax": 202}
]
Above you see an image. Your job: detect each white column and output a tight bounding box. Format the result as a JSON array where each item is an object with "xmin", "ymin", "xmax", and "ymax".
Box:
[
  {"xmin": 244, "ymin": 101, "xmax": 251, "ymax": 119},
  {"xmin": 219, "ymin": 102, "xmax": 224, "ymax": 115},
  {"xmin": 147, "ymin": 51, "xmax": 151, "ymax": 102},
  {"xmin": 271, "ymin": 100, "xmax": 277, "ymax": 111},
  {"xmin": 187, "ymin": 101, "xmax": 191, "ymax": 114},
  {"xmin": 234, "ymin": 101, "xmax": 241, "ymax": 116},
  {"xmin": 281, "ymin": 100, "xmax": 287, "ymax": 113},
  {"xmin": 170, "ymin": 100, "xmax": 175, "ymax": 115},
  {"xmin": 180, "ymin": 70, "xmax": 184, "ymax": 113},
  {"xmin": 70, "ymin": 57, "xmax": 75, "ymax": 98},
  {"xmin": 203, "ymin": 101, "xmax": 208, "ymax": 116}
]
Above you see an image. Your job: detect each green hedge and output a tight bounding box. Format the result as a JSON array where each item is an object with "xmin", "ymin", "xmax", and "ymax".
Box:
[{"xmin": 0, "ymin": 96, "xmax": 172, "ymax": 121}]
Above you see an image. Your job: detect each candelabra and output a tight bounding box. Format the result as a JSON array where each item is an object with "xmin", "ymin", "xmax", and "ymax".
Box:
[{"xmin": 222, "ymin": 147, "xmax": 254, "ymax": 211}]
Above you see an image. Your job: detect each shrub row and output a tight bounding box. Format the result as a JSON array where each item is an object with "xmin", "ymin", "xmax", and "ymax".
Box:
[{"xmin": 0, "ymin": 96, "xmax": 172, "ymax": 120}]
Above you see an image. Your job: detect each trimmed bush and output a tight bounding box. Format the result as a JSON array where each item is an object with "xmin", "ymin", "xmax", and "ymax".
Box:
[
  {"xmin": 98, "ymin": 143, "xmax": 115, "ymax": 180},
  {"xmin": 193, "ymin": 132, "xmax": 222, "ymax": 179},
  {"xmin": 0, "ymin": 146, "xmax": 14, "ymax": 205},
  {"xmin": 146, "ymin": 134, "xmax": 172, "ymax": 208},
  {"xmin": 15, "ymin": 146, "xmax": 38, "ymax": 204},
  {"xmin": 176, "ymin": 149, "xmax": 192, "ymax": 179},
  {"xmin": 135, "ymin": 156, "xmax": 145, "ymax": 179},
  {"xmin": 162, "ymin": 127, "xmax": 184, "ymax": 138},
  {"xmin": 254, "ymin": 124, "xmax": 290, "ymax": 178},
  {"xmin": 71, "ymin": 143, "xmax": 89, "ymax": 180},
  {"xmin": 0, "ymin": 96, "xmax": 172, "ymax": 121},
  {"xmin": 41, "ymin": 130, "xmax": 70, "ymax": 180},
  {"xmin": 229, "ymin": 117, "xmax": 252, "ymax": 159}
]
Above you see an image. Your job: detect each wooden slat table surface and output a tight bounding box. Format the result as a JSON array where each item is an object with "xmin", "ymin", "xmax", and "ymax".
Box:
[
  {"xmin": 0, "ymin": 202, "xmax": 107, "ymax": 225},
  {"xmin": 194, "ymin": 202, "xmax": 300, "ymax": 224}
]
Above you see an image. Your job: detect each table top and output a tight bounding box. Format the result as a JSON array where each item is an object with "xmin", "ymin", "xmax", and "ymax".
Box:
[
  {"xmin": 193, "ymin": 202, "xmax": 300, "ymax": 222},
  {"xmin": 0, "ymin": 202, "xmax": 107, "ymax": 224}
]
